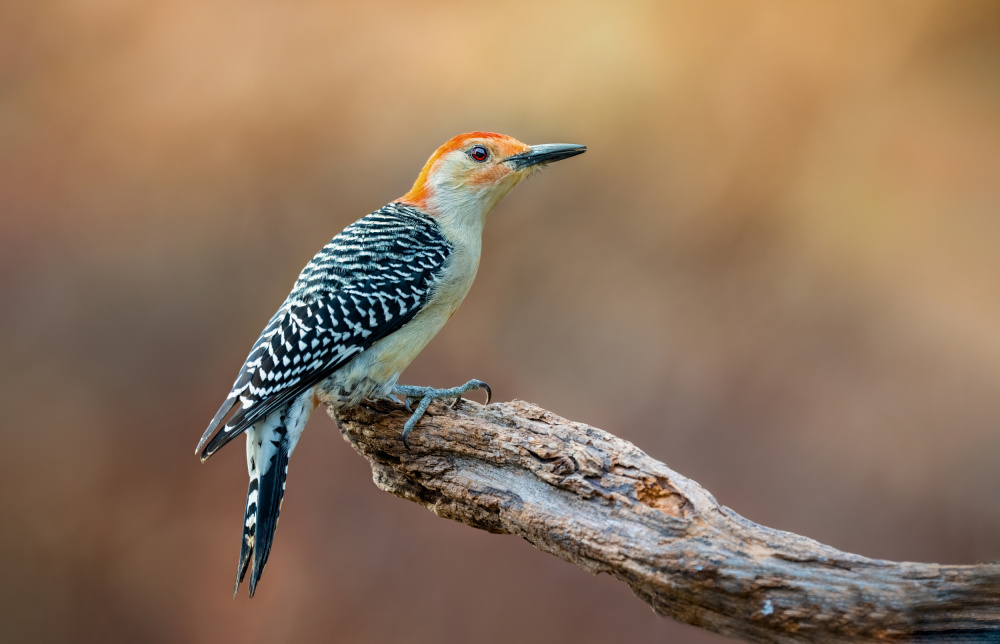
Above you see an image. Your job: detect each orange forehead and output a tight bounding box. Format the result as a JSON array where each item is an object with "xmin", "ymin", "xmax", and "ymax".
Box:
[{"xmin": 399, "ymin": 132, "xmax": 530, "ymax": 208}]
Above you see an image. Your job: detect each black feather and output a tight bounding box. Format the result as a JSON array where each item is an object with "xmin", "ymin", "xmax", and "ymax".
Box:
[
  {"xmin": 234, "ymin": 476, "xmax": 258, "ymax": 596},
  {"xmin": 247, "ymin": 433, "xmax": 289, "ymax": 598}
]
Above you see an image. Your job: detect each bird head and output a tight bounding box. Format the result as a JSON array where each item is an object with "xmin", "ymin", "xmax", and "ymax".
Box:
[{"xmin": 398, "ymin": 132, "xmax": 585, "ymax": 225}]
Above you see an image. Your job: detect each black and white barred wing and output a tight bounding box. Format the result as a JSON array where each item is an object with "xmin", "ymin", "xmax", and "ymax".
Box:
[{"xmin": 197, "ymin": 206, "xmax": 451, "ymax": 460}]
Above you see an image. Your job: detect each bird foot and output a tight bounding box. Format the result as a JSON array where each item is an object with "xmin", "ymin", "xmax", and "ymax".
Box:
[{"xmin": 392, "ymin": 380, "xmax": 492, "ymax": 448}]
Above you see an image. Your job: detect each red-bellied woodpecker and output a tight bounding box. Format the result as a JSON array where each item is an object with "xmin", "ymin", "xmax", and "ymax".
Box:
[{"xmin": 196, "ymin": 132, "xmax": 585, "ymax": 597}]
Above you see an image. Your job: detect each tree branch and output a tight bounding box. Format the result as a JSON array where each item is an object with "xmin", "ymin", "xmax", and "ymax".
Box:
[{"xmin": 329, "ymin": 398, "xmax": 1000, "ymax": 643}]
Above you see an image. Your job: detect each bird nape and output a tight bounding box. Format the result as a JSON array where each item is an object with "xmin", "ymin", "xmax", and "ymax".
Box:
[{"xmin": 196, "ymin": 132, "xmax": 586, "ymax": 597}]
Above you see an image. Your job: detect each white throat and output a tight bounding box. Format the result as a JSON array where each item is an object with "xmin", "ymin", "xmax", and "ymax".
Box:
[{"xmin": 424, "ymin": 154, "xmax": 526, "ymax": 241}]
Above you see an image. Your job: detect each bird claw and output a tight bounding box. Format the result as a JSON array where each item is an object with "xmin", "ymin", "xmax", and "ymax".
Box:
[
  {"xmin": 393, "ymin": 379, "xmax": 492, "ymax": 448},
  {"xmin": 451, "ymin": 381, "xmax": 491, "ymax": 408}
]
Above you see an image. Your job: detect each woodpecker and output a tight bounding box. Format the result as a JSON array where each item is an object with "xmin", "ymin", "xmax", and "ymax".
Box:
[{"xmin": 196, "ymin": 132, "xmax": 585, "ymax": 597}]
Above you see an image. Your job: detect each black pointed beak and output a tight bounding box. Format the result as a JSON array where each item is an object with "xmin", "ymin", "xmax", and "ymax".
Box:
[{"xmin": 505, "ymin": 143, "xmax": 587, "ymax": 170}]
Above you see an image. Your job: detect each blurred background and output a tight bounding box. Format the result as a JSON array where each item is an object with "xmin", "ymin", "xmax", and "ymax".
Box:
[{"xmin": 3, "ymin": 1, "xmax": 1000, "ymax": 642}]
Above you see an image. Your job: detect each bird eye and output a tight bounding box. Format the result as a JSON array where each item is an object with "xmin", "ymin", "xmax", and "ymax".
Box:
[{"xmin": 468, "ymin": 145, "xmax": 490, "ymax": 162}]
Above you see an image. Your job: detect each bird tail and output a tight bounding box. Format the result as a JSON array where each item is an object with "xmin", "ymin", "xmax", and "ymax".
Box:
[{"xmin": 235, "ymin": 421, "xmax": 290, "ymax": 598}]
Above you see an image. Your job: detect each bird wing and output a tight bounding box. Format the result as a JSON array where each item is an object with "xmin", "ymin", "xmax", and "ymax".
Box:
[{"xmin": 197, "ymin": 205, "xmax": 452, "ymax": 460}]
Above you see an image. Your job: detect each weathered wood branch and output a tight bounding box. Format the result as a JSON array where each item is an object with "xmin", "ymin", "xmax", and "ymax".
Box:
[{"xmin": 329, "ymin": 398, "xmax": 1000, "ymax": 643}]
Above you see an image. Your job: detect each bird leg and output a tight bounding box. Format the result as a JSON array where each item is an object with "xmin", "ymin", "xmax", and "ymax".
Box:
[{"xmin": 392, "ymin": 380, "xmax": 492, "ymax": 448}]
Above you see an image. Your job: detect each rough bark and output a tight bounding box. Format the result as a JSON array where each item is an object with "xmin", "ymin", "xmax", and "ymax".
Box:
[{"xmin": 329, "ymin": 397, "xmax": 1000, "ymax": 644}]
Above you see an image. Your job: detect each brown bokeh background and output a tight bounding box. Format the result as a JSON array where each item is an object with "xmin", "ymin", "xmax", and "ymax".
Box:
[{"xmin": 4, "ymin": 1, "xmax": 1000, "ymax": 642}]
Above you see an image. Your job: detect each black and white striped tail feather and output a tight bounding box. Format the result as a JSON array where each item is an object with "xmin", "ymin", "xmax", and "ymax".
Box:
[
  {"xmin": 196, "ymin": 393, "xmax": 238, "ymax": 460},
  {"xmin": 236, "ymin": 423, "xmax": 290, "ymax": 598},
  {"xmin": 198, "ymin": 307, "xmax": 288, "ymax": 461},
  {"xmin": 199, "ymin": 382, "xmax": 303, "ymax": 462},
  {"xmin": 199, "ymin": 393, "xmax": 269, "ymax": 462}
]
